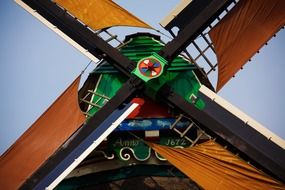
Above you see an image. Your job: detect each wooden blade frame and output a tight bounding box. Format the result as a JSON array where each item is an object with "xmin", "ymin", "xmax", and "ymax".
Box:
[
  {"xmin": 20, "ymin": 77, "xmax": 143, "ymax": 189},
  {"xmin": 17, "ymin": 0, "xmax": 285, "ymax": 188}
]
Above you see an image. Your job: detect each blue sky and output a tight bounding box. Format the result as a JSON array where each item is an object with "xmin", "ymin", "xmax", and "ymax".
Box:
[{"xmin": 0, "ymin": 0, "xmax": 284, "ymax": 154}]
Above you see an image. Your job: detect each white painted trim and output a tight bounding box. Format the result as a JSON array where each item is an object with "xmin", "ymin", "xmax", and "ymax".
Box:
[
  {"xmin": 160, "ymin": 0, "xmax": 193, "ymax": 28},
  {"xmin": 14, "ymin": 0, "xmax": 99, "ymax": 64},
  {"xmin": 199, "ymin": 85, "xmax": 285, "ymax": 149},
  {"xmin": 46, "ymin": 103, "xmax": 139, "ymax": 190}
]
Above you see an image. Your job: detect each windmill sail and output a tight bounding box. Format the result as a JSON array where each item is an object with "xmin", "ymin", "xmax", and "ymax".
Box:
[
  {"xmin": 209, "ymin": 0, "xmax": 285, "ymax": 91},
  {"xmin": 148, "ymin": 140, "xmax": 285, "ymax": 190},
  {"xmin": 54, "ymin": 0, "xmax": 152, "ymax": 30},
  {"xmin": 0, "ymin": 75, "xmax": 85, "ymax": 190}
]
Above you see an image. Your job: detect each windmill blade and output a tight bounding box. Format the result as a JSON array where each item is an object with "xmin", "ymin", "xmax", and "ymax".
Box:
[
  {"xmin": 157, "ymin": 0, "xmax": 234, "ymax": 90},
  {"xmin": 158, "ymin": 84, "xmax": 285, "ymax": 182},
  {"xmin": 15, "ymin": 0, "xmax": 97, "ymax": 64},
  {"xmin": 160, "ymin": 0, "xmax": 285, "ymax": 90},
  {"xmin": 20, "ymin": 77, "xmax": 142, "ymax": 189},
  {"xmin": 158, "ymin": 0, "xmax": 233, "ymax": 62},
  {"xmin": 16, "ymin": 0, "xmax": 137, "ymax": 77}
]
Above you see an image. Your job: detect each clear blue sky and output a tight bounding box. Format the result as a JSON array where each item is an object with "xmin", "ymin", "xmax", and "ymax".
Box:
[{"xmin": 0, "ymin": 0, "xmax": 284, "ymax": 154}]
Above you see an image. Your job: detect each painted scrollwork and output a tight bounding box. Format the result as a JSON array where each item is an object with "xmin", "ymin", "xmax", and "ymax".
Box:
[{"xmin": 118, "ymin": 146, "xmax": 151, "ymax": 161}]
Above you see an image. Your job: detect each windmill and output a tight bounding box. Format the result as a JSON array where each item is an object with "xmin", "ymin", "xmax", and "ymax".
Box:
[{"xmin": 1, "ymin": 0, "xmax": 285, "ymax": 189}]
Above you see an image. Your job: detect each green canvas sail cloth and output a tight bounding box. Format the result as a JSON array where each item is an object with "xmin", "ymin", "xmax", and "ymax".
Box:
[
  {"xmin": 148, "ymin": 140, "xmax": 285, "ymax": 190},
  {"xmin": 54, "ymin": 0, "xmax": 152, "ymax": 30},
  {"xmin": 209, "ymin": 0, "xmax": 285, "ymax": 91},
  {"xmin": 0, "ymin": 75, "xmax": 86, "ymax": 190}
]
